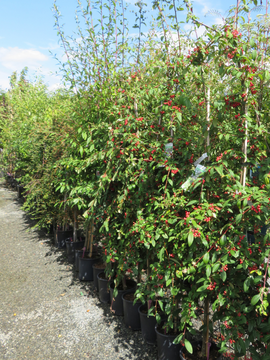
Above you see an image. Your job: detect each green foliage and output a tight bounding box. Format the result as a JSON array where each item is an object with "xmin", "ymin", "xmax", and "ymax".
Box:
[{"xmin": 1, "ymin": 1, "xmax": 270, "ymax": 358}]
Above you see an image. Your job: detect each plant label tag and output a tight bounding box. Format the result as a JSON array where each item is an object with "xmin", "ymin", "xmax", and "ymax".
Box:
[
  {"xmin": 165, "ymin": 142, "xmax": 173, "ymax": 158},
  {"xmin": 193, "ymin": 153, "xmax": 208, "ymax": 166},
  {"xmin": 181, "ymin": 165, "xmax": 207, "ymax": 190},
  {"xmin": 159, "ymin": 143, "xmax": 173, "ymax": 167}
]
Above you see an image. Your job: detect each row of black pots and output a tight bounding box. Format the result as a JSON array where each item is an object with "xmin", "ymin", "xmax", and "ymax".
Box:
[
  {"xmin": 96, "ymin": 273, "xmax": 155, "ymax": 339},
  {"xmin": 95, "ymin": 272, "xmax": 224, "ymax": 360},
  {"xmin": 64, "ymin": 244, "xmax": 223, "ymax": 360}
]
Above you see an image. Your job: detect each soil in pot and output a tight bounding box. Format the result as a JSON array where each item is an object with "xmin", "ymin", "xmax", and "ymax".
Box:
[
  {"xmin": 98, "ymin": 272, "xmax": 111, "ymax": 303},
  {"xmin": 122, "ymin": 292, "xmax": 141, "ymax": 331},
  {"xmin": 92, "ymin": 263, "xmax": 106, "ymax": 292},
  {"xmin": 78, "ymin": 255, "xmax": 100, "ymax": 281},
  {"xmin": 179, "ymin": 340, "xmax": 223, "ymax": 360},
  {"xmin": 155, "ymin": 322, "xmax": 183, "ymax": 360},
  {"xmin": 110, "ymin": 279, "xmax": 137, "ymax": 316}
]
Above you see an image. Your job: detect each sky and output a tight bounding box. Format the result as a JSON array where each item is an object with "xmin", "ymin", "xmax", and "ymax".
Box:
[{"xmin": 0, "ymin": 0, "xmax": 244, "ymax": 92}]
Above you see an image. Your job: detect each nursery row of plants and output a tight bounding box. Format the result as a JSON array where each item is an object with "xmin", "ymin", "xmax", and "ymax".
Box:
[{"xmin": 1, "ymin": 0, "xmax": 270, "ymax": 359}]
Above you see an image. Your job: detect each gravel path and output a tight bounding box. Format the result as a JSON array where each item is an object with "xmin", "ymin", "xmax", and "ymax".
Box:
[{"xmin": 0, "ymin": 180, "xmax": 157, "ymax": 360}]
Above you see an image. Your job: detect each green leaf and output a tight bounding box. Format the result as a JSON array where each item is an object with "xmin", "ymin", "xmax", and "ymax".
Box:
[
  {"xmin": 250, "ymin": 38, "xmax": 256, "ymax": 47},
  {"xmin": 244, "ymin": 278, "xmax": 250, "ymax": 292},
  {"xmin": 264, "ymin": 70, "xmax": 270, "ymax": 82},
  {"xmin": 251, "ymin": 294, "xmax": 261, "ymax": 306},
  {"xmin": 159, "ymin": 247, "xmax": 165, "ymax": 262},
  {"xmin": 220, "ymin": 271, "xmax": 227, "ymax": 282},
  {"xmin": 173, "ymin": 333, "xmax": 183, "ymax": 345},
  {"xmin": 252, "ymin": 50, "xmax": 257, "ymax": 60},
  {"xmin": 235, "ymin": 214, "xmax": 242, "ymax": 224},
  {"xmin": 215, "ymin": 165, "xmax": 223, "ymax": 176},
  {"xmin": 79, "ymin": 145, "xmax": 83, "ymax": 157},
  {"xmin": 212, "ymin": 263, "xmax": 220, "ymax": 273},
  {"xmin": 220, "ymin": 234, "xmax": 227, "ymax": 246},
  {"xmin": 185, "ymin": 339, "xmax": 193, "ymax": 354},
  {"xmin": 203, "ymin": 252, "xmax": 209, "ymax": 264},
  {"xmin": 188, "ymin": 231, "xmax": 194, "ymax": 247},
  {"xmin": 206, "ymin": 265, "xmax": 211, "ymax": 278},
  {"xmin": 197, "ymin": 284, "xmax": 208, "ymax": 292}
]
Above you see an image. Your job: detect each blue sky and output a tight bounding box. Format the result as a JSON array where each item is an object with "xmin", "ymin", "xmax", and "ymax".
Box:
[{"xmin": 0, "ymin": 0, "xmax": 237, "ymax": 91}]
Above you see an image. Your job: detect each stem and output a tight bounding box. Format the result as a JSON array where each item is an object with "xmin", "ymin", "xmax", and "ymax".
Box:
[
  {"xmin": 73, "ymin": 207, "xmax": 77, "ymax": 242},
  {"xmin": 122, "ymin": 274, "xmax": 127, "ymax": 290},
  {"xmin": 100, "ymin": 0, "xmax": 108, "ymax": 74},
  {"xmin": 201, "ymin": 296, "xmax": 210, "ymax": 358},
  {"xmin": 147, "ymin": 252, "xmax": 151, "ymax": 311},
  {"xmin": 134, "ymin": 99, "xmax": 138, "ymax": 117},
  {"xmin": 240, "ymin": 89, "xmax": 249, "ymax": 187},
  {"xmin": 114, "ymin": 1, "xmax": 118, "ymax": 67},
  {"xmin": 206, "ymin": 88, "xmax": 210, "ymax": 151},
  {"xmin": 173, "ymin": 298, "xmax": 178, "ymax": 334},
  {"xmin": 261, "ymin": 252, "xmax": 270, "ymax": 302},
  {"xmin": 89, "ymin": 219, "xmax": 94, "ymax": 257},
  {"xmin": 121, "ymin": 0, "xmax": 125, "ymax": 67},
  {"xmin": 172, "ymin": 0, "xmax": 181, "ymax": 55},
  {"xmin": 234, "ymin": 0, "xmax": 241, "ymax": 30}
]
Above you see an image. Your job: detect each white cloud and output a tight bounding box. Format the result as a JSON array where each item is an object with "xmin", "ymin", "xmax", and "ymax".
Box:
[
  {"xmin": 47, "ymin": 82, "xmax": 64, "ymax": 92},
  {"xmin": 0, "ymin": 70, "xmax": 10, "ymax": 91},
  {"xmin": 0, "ymin": 47, "xmax": 48, "ymax": 71},
  {"xmin": 214, "ymin": 17, "xmax": 225, "ymax": 25},
  {"xmin": 39, "ymin": 43, "xmax": 60, "ymax": 51},
  {"xmin": 193, "ymin": 0, "xmax": 211, "ymax": 15},
  {"xmin": 183, "ymin": 23, "xmax": 207, "ymax": 39}
]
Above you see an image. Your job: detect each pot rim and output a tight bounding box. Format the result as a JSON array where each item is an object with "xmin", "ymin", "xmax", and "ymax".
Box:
[
  {"xmin": 78, "ymin": 255, "xmax": 100, "ymax": 261},
  {"xmin": 122, "ymin": 291, "xmax": 142, "ymax": 303},
  {"xmin": 138, "ymin": 303, "xmax": 156, "ymax": 317},
  {"xmin": 155, "ymin": 322, "xmax": 181, "ymax": 340},
  {"xmin": 92, "ymin": 263, "xmax": 106, "ymax": 269},
  {"xmin": 110, "ymin": 279, "xmax": 137, "ymax": 290},
  {"xmin": 97, "ymin": 272, "xmax": 109, "ymax": 280}
]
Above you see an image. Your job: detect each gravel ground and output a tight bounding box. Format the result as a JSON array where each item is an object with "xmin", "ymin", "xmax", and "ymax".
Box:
[{"xmin": 0, "ymin": 179, "xmax": 158, "ymax": 360}]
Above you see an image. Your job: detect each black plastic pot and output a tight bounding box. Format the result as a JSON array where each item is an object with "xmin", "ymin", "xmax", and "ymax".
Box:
[
  {"xmin": 66, "ymin": 240, "xmax": 85, "ymax": 262},
  {"xmin": 139, "ymin": 304, "xmax": 157, "ymax": 344},
  {"xmin": 98, "ymin": 272, "xmax": 111, "ymax": 303},
  {"xmin": 179, "ymin": 340, "xmax": 223, "ymax": 360},
  {"xmin": 110, "ymin": 280, "xmax": 137, "ymax": 316},
  {"xmin": 155, "ymin": 323, "xmax": 183, "ymax": 360},
  {"xmin": 75, "ymin": 249, "xmax": 84, "ymax": 272},
  {"xmin": 93, "ymin": 264, "xmax": 106, "ymax": 291},
  {"xmin": 122, "ymin": 292, "xmax": 141, "ymax": 330},
  {"xmin": 56, "ymin": 230, "xmax": 73, "ymax": 249},
  {"xmin": 78, "ymin": 255, "xmax": 100, "ymax": 281},
  {"xmin": 17, "ymin": 185, "xmax": 23, "ymax": 198}
]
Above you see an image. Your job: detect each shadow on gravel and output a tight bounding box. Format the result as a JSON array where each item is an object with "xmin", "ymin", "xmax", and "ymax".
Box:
[{"xmin": 2, "ymin": 180, "xmax": 158, "ymax": 360}]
